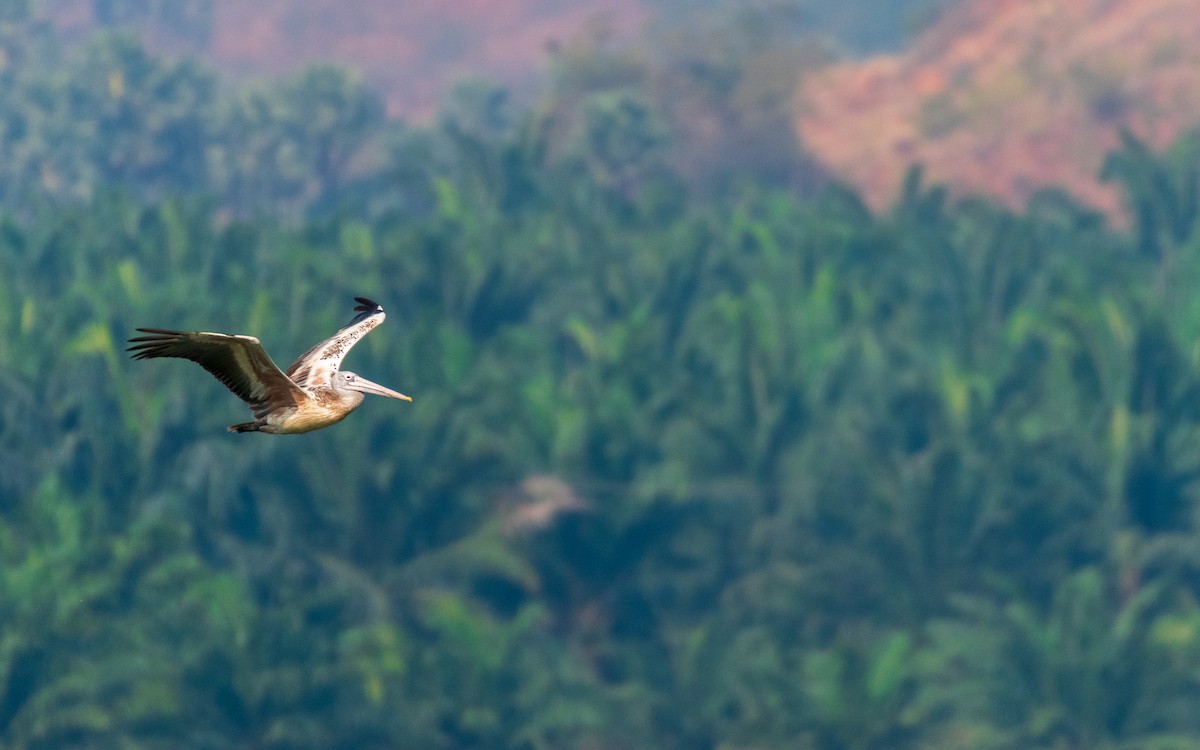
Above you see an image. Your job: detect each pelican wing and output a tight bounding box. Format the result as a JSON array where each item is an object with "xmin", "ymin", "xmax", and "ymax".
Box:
[
  {"xmin": 285, "ymin": 297, "xmax": 386, "ymax": 388},
  {"xmin": 128, "ymin": 329, "xmax": 307, "ymax": 419}
]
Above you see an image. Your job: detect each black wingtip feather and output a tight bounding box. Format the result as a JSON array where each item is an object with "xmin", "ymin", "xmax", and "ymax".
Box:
[
  {"xmin": 347, "ymin": 297, "xmax": 384, "ymax": 326},
  {"xmin": 127, "ymin": 329, "xmax": 183, "ymax": 357}
]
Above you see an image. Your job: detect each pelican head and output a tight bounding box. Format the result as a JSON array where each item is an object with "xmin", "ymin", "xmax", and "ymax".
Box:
[{"xmin": 334, "ymin": 371, "xmax": 412, "ymax": 401}]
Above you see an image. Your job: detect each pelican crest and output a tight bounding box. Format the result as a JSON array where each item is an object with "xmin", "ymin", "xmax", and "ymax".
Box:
[{"xmin": 129, "ymin": 297, "xmax": 411, "ymax": 434}]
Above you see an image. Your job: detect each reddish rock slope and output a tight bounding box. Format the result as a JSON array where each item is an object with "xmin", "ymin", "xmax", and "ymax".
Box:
[{"xmin": 796, "ymin": 0, "xmax": 1200, "ymax": 215}]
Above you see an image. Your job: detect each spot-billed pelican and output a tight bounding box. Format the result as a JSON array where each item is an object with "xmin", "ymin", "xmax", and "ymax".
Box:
[{"xmin": 128, "ymin": 297, "xmax": 411, "ymax": 434}]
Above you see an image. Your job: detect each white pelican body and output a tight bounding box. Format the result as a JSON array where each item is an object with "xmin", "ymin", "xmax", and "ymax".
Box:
[{"xmin": 129, "ymin": 297, "xmax": 411, "ymax": 434}]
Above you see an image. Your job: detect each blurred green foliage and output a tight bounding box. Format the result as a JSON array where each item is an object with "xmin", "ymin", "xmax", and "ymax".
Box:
[{"xmin": 3, "ymin": 12, "xmax": 1200, "ymax": 750}]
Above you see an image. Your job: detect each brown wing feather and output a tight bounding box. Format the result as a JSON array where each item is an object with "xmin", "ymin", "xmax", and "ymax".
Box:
[{"xmin": 128, "ymin": 328, "xmax": 307, "ymax": 419}]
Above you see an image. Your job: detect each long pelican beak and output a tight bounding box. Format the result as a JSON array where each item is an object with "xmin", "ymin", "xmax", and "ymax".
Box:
[{"xmin": 348, "ymin": 376, "xmax": 412, "ymax": 401}]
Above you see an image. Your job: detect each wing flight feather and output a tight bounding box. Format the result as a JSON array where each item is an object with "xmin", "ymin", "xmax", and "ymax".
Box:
[{"xmin": 127, "ymin": 328, "xmax": 307, "ymax": 418}]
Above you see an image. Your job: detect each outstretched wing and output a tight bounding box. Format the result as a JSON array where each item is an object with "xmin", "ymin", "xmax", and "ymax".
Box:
[
  {"xmin": 285, "ymin": 297, "xmax": 386, "ymax": 388},
  {"xmin": 128, "ymin": 328, "xmax": 307, "ymax": 419}
]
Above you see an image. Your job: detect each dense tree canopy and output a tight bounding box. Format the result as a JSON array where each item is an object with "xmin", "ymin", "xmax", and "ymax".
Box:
[{"xmin": 3, "ymin": 12, "xmax": 1200, "ymax": 750}]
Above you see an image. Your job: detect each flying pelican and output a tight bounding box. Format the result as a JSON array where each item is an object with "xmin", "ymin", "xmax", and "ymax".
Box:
[{"xmin": 128, "ymin": 297, "xmax": 411, "ymax": 434}]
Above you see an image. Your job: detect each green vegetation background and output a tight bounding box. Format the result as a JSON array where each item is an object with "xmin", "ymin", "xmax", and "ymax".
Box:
[{"xmin": 4, "ymin": 6, "xmax": 1200, "ymax": 749}]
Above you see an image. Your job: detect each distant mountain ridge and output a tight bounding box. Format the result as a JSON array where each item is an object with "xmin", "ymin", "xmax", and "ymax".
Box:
[
  {"xmin": 39, "ymin": 0, "xmax": 1193, "ymax": 216},
  {"xmin": 42, "ymin": 0, "xmax": 647, "ymax": 120},
  {"xmin": 795, "ymin": 0, "xmax": 1200, "ymax": 216},
  {"xmin": 39, "ymin": 1, "xmax": 939, "ymax": 123}
]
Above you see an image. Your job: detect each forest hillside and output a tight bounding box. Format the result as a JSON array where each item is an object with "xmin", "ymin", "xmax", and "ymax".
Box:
[{"xmin": 3, "ymin": 2, "xmax": 1200, "ymax": 748}]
